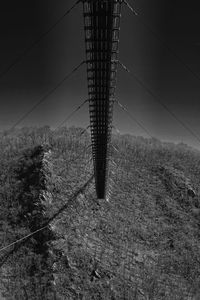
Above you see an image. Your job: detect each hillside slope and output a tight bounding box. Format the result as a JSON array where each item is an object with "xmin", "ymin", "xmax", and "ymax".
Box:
[{"xmin": 0, "ymin": 127, "xmax": 200, "ymax": 299}]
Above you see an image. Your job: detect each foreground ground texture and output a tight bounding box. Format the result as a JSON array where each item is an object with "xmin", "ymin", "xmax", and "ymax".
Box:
[{"xmin": 0, "ymin": 127, "xmax": 200, "ymax": 299}]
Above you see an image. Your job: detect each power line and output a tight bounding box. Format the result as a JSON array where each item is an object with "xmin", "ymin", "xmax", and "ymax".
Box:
[
  {"xmin": 10, "ymin": 61, "xmax": 85, "ymax": 130},
  {"xmin": 119, "ymin": 61, "xmax": 200, "ymax": 146},
  {"xmin": 123, "ymin": 0, "xmax": 138, "ymax": 15},
  {"xmin": 0, "ymin": 174, "xmax": 94, "ymax": 264},
  {"xmin": 55, "ymin": 99, "xmax": 88, "ymax": 130},
  {"xmin": 57, "ymin": 144, "xmax": 92, "ymax": 180},
  {"xmin": 0, "ymin": 225, "xmax": 49, "ymax": 253},
  {"xmin": 115, "ymin": 99, "xmax": 153, "ymax": 138},
  {"xmin": 79, "ymin": 125, "xmax": 90, "ymax": 136},
  {"xmin": 112, "ymin": 125, "xmax": 121, "ymax": 135},
  {"xmin": 124, "ymin": 0, "xmax": 200, "ymax": 84},
  {"xmin": 0, "ymin": 93, "xmax": 91, "ymax": 267},
  {"xmin": 0, "ymin": 0, "xmax": 80, "ymax": 80}
]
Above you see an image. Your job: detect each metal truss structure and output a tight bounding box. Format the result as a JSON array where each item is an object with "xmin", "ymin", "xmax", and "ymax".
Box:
[{"xmin": 83, "ymin": 0, "xmax": 122, "ymax": 199}]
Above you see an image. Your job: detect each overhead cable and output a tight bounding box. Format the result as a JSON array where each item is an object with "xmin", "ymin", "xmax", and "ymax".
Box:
[
  {"xmin": 119, "ymin": 61, "xmax": 200, "ymax": 145},
  {"xmin": 0, "ymin": 174, "xmax": 94, "ymax": 267},
  {"xmin": 56, "ymin": 99, "xmax": 88, "ymax": 130},
  {"xmin": 0, "ymin": 225, "xmax": 49, "ymax": 253},
  {"xmin": 0, "ymin": 0, "xmax": 80, "ymax": 80},
  {"xmin": 123, "ymin": 0, "xmax": 138, "ymax": 15},
  {"xmin": 112, "ymin": 125, "xmax": 121, "ymax": 135},
  {"xmin": 10, "ymin": 60, "xmax": 85, "ymax": 130},
  {"xmin": 79, "ymin": 125, "xmax": 90, "ymax": 136},
  {"xmin": 115, "ymin": 98, "xmax": 153, "ymax": 138}
]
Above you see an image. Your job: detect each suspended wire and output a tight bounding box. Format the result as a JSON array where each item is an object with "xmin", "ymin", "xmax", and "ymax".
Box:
[
  {"xmin": 69, "ymin": 144, "xmax": 92, "ymax": 164},
  {"xmin": 0, "ymin": 59, "xmax": 90, "ymax": 265},
  {"xmin": 123, "ymin": 0, "xmax": 138, "ymax": 15},
  {"xmin": 79, "ymin": 125, "xmax": 90, "ymax": 136},
  {"xmin": 112, "ymin": 125, "xmax": 121, "ymax": 135},
  {"xmin": 55, "ymin": 123, "xmax": 91, "ymax": 168},
  {"xmin": 57, "ymin": 148, "xmax": 92, "ymax": 185},
  {"xmin": 0, "ymin": 175, "xmax": 94, "ymax": 258},
  {"xmin": 10, "ymin": 61, "xmax": 85, "ymax": 130},
  {"xmin": 119, "ymin": 61, "xmax": 200, "ymax": 145},
  {"xmin": 0, "ymin": 225, "xmax": 49, "ymax": 253},
  {"xmin": 52, "ymin": 121, "xmax": 92, "ymax": 191},
  {"xmin": 47, "ymin": 175, "xmax": 94, "ymax": 223},
  {"xmin": 123, "ymin": 0, "xmax": 200, "ymax": 84},
  {"xmin": 55, "ymin": 99, "xmax": 88, "ymax": 130},
  {"xmin": 111, "ymin": 143, "xmax": 120, "ymax": 154},
  {"xmin": 0, "ymin": 0, "xmax": 80, "ymax": 80},
  {"xmin": 115, "ymin": 99, "xmax": 153, "ymax": 138}
]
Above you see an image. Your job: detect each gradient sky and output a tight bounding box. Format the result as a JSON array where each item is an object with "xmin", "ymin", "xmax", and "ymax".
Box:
[{"xmin": 1, "ymin": 0, "xmax": 200, "ymax": 149}]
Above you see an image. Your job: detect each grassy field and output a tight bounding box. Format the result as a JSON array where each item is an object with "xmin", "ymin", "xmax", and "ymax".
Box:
[{"xmin": 0, "ymin": 127, "xmax": 200, "ymax": 299}]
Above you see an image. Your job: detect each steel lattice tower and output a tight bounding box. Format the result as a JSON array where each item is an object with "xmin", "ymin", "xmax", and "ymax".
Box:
[{"xmin": 83, "ymin": 0, "xmax": 122, "ymax": 199}]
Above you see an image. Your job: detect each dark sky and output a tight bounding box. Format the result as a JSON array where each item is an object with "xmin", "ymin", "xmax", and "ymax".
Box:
[{"xmin": 1, "ymin": 0, "xmax": 200, "ymax": 149}]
